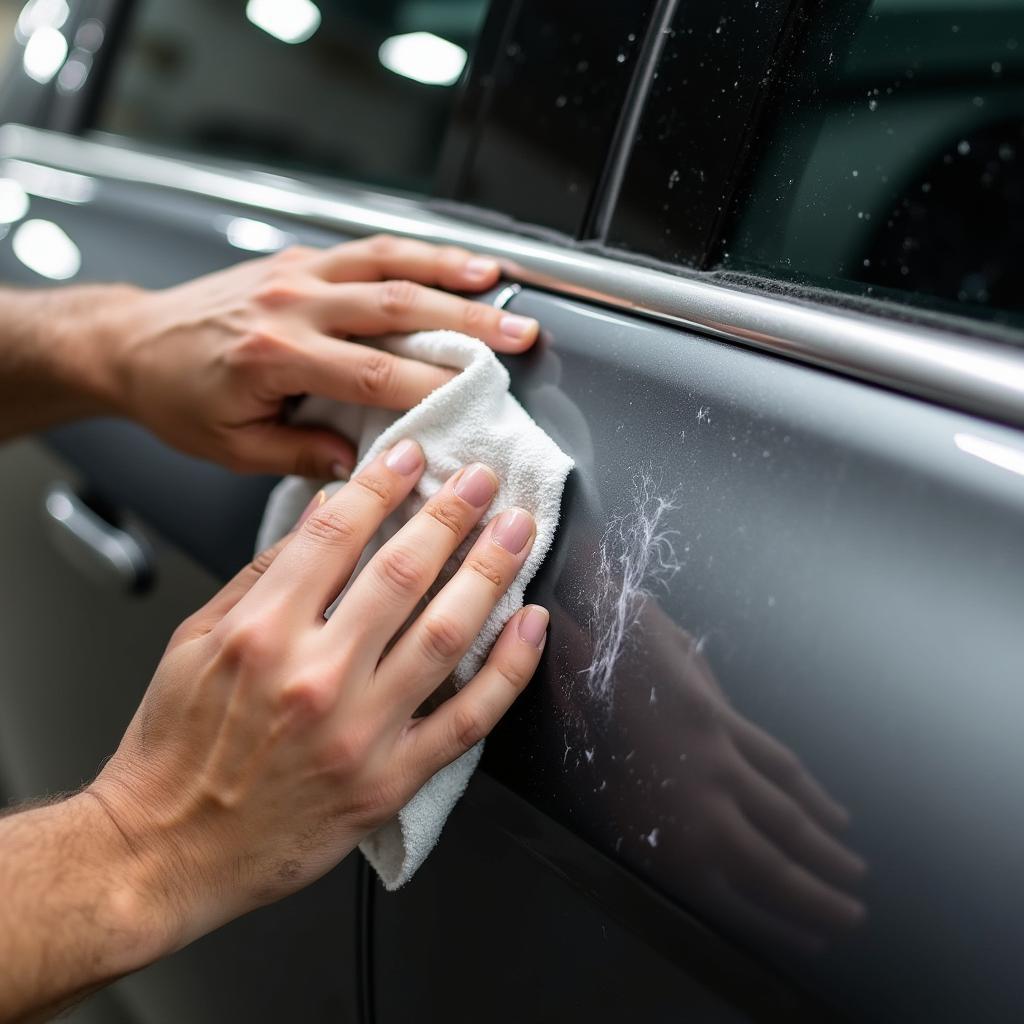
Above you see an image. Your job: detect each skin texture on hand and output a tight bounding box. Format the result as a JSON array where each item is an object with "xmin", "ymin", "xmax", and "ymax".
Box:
[
  {"xmin": 93, "ymin": 235, "xmax": 540, "ymax": 478},
  {"xmin": 0, "ymin": 443, "xmax": 547, "ymax": 1021},
  {"xmin": 84, "ymin": 443, "xmax": 545, "ymax": 963}
]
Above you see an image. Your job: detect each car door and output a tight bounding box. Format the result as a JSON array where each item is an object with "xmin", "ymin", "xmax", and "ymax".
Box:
[{"xmin": 0, "ymin": 0, "xmax": 1022, "ymax": 1022}]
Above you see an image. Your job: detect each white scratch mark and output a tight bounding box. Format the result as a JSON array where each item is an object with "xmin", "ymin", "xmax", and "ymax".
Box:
[
  {"xmin": 696, "ymin": 405, "xmax": 711, "ymax": 423},
  {"xmin": 584, "ymin": 747, "xmax": 595, "ymax": 763},
  {"xmin": 645, "ymin": 828, "xmax": 660, "ymax": 848},
  {"xmin": 581, "ymin": 466, "xmax": 682, "ymax": 709}
]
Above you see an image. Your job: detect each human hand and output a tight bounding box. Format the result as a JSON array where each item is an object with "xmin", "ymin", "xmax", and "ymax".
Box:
[
  {"xmin": 92, "ymin": 235, "xmax": 538, "ymax": 477},
  {"xmin": 86, "ymin": 441, "xmax": 546, "ymax": 961}
]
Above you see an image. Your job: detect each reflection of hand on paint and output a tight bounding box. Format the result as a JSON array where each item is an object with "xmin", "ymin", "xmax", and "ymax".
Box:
[{"xmin": 605, "ymin": 601, "xmax": 867, "ymax": 953}]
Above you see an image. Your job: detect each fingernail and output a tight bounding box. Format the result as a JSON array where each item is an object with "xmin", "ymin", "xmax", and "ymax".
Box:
[
  {"xmin": 465, "ymin": 256, "xmax": 498, "ymax": 280},
  {"xmin": 297, "ymin": 489, "xmax": 326, "ymax": 528},
  {"xmin": 385, "ymin": 439, "xmax": 422, "ymax": 475},
  {"xmin": 491, "ymin": 508, "xmax": 533, "ymax": 554},
  {"xmin": 331, "ymin": 461, "xmax": 350, "ymax": 480},
  {"xmin": 499, "ymin": 314, "xmax": 538, "ymax": 341},
  {"xmin": 517, "ymin": 605, "xmax": 549, "ymax": 648},
  {"xmin": 453, "ymin": 463, "xmax": 497, "ymax": 507}
]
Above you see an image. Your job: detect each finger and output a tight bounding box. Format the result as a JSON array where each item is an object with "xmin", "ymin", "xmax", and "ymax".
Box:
[
  {"xmin": 311, "ymin": 279, "xmax": 539, "ymax": 353},
  {"xmin": 719, "ymin": 804, "xmax": 866, "ymax": 935},
  {"xmin": 323, "ymin": 462, "xmax": 501, "ymax": 668},
  {"xmin": 376, "ymin": 508, "xmax": 537, "ymax": 713},
  {"xmin": 729, "ymin": 714, "xmax": 851, "ymax": 833},
  {"xmin": 400, "ymin": 605, "xmax": 547, "ymax": 776},
  {"xmin": 229, "ymin": 422, "xmax": 357, "ymax": 479},
  {"xmin": 312, "ymin": 234, "xmax": 502, "ymax": 293},
  {"xmin": 282, "ymin": 334, "xmax": 455, "ymax": 411},
  {"xmin": 173, "ymin": 531, "xmax": 295, "ymax": 643},
  {"xmin": 236, "ymin": 440, "xmax": 425, "ymax": 621},
  {"xmin": 734, "ymin": 762, "xmax": 866, "ymax": 886}
]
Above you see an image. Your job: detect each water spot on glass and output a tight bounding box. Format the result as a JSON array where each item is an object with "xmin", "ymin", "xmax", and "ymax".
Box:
[
  {"xmin": 999, "ymin": 143, "xmax": 1015, "ymax": 161},
  {"xmin": 958, "ymin": 140, "xmax": 971, "ymax": 156},
  {"xmin": 992, "ymin": 61, "xmax": 1003, "ymax": 75},
  {"xmin": 863, "ymin": 258, "xmax": 871, "ymax": 267},
  {"xmin": 973, "ymin": 96, "xmax": 985, "ymax": 108},
  {"xmin": 627, "ymin": 32, "xmax": 636, "ymax": 43},
  {"xmin": 951, "ymin": 24, "xmax": 960, "ymax": 34},
  {"xmin": 576, "ymin": 59, "xmax": 589, "ymax": 72},
  {"xmin": 616, "ymin": 52, "xmax": 626, "ymax": 63},
  {"xmin": 852, "ymin": 169, "xmax": 859, "ymax": 177},
  {"xmin": 555, "ymin": 94, "xmax": 567, "ymax": 108},
  {"xmin": 922, "ymin": 181, "xmax": 932, "ymax": 192},
  {"xmin": 868, "ymin": 98, "xmax": 878, "ymax": 111},
  {"xmin": 667, "ymin": 168, "xmax": 680, "ymax": 189}
]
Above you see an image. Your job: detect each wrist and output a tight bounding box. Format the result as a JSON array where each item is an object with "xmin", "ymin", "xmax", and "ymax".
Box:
[
  {"xmin": 68, "ymin": 789, "xmax": 181, "ymax": 973},
  {"xmin": 48, "ymin": 283, "xmax": 147, "ymax": 419}
]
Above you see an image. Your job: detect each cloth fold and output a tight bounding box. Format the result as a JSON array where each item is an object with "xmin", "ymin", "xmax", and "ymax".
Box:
[{"xmin": 257, "ymin": 330, "xmax": 573, "ymax": 888}]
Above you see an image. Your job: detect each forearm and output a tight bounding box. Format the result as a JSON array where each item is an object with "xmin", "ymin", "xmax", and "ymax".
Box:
[
  {"xmin": 0, "ymin": 791, "xmax": 169, "ymax": 1023},
  {"xmin": 0, "ymin": 285, "xmax": 137, "ymax": 441}
]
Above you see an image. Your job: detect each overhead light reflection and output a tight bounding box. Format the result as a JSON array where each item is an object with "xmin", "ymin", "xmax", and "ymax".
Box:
[
  {"xmin": 222, "ymin": 216, "xmax": 293, "ymax": 253},
  {"xmin": 954, "ymin": 432, "xmax": 1024, "ymax": 478},
  {"xmin": 15, "ymin": 0, "xmax": 69, "ymax": 41},
  {"xmin": 12, "ymin": 218, "xmax": 81, "ymax": 280},
  {"xmin": 379, "ymin": 31, "xmax": 467, "ymax": 86},
  {"xmin": 56, "ymin": 55, "xmax": 89, "ymax": 93},
  {"xmin": 245, "ymin": 0, "xmax": 321, "ymax": 44},
  {"xmin": 22, "ymin": 24, "xmax": 67, "ymax": 83},
  {"xmin": 0, "ymin": 179, "xmax": 29, "ymax": 223}
]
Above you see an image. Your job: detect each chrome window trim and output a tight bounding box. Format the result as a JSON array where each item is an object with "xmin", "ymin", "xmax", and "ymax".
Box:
[{"xmin": 2, "ymin": 124, "xmax": 1022, "ymax": 428}]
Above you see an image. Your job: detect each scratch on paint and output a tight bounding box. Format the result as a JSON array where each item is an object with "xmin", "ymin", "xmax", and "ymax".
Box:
[{"xmin": 581, "ymin": 466, "xmax": 682, "ymax": 709}]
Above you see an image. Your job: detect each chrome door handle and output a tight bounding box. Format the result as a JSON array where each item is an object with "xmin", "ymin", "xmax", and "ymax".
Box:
[{"xmin": 43, "ymin": 482, "xmax": 154, "ymax": 593}]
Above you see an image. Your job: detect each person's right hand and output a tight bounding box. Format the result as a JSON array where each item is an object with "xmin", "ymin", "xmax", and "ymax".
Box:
[{"xmin": 85, "ymin": 439, "xmax": 547, "ymax": 963}]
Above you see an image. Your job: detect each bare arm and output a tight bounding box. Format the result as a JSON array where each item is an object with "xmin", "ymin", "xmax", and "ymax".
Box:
[
  {"xmin": 0, "ymin": 235, "xmax": 538, "ymax": 475},
  {"xmin": 0, "ymin": 444, "xmax": 548, "ymax": 1021}
]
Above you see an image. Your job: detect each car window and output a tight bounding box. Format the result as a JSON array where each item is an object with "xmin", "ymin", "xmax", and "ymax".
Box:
[
  {"xmin": 609, "ymin": 0, "xmax": 1024, "ymax": 339},
  {"xmin": 721, "ymin": 0, "xmax": 1024, "ymax": 333},
  {"xmin": 96, "ymin": 0, "xmax": 489, "ymax": 194},
  {"xmin": 447, "ymin": 0, "xmax": 658, "ymax": 238}
]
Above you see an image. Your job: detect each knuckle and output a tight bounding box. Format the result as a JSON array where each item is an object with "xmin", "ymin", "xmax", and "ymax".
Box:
[
  {"xmin": 248, "ymin": 544, "xmax": 279, "ymax": 578},
  {"xmin": 492, "ymin": 657, "xmax": 530, "ymax": 694},
  {"xmin": 424, "ymin": 496, "xmax": 463, "ymax": 537},
  {"xmin": 274, "ymin": 244, "xmax": 314, "ymax": 264},
  {"xmin": 465, "ymin": 552, "xmax": 505, "ymax": 589},
  {"xmin": 217, "ymin": 618, "xmax": 279, "ymax": 671},
  {"xmin": 303, "ymin": 505, "xmax": 360, "ymax": 547},
  {"xmin": 225, "ymin": 330, "xmax": 282, "ymax": 370},
  {"xmin": 365, "ymin": 233, "xmax": 399, "ymax": 258},
  {"xmin": 353, "ymin": 471, "xmax": 393, "ymax": 507},
  {"xmin": 451, "ymin": 704, "xmax": 487, "ymax": 752},
  {"xmin": 357, "ymin": 350, "xmax": 398, "ymax": 400},
  {"xmin": 418, "ymin": 613, "xmax": 466, "ymax": 664},
  {"xmin": 375, "ymin": 544, "xmax": 427, "ymax": 596},
  {"xmin": 277, "ymin": 673, "xmax": 334, "ymax": 721},
  {"xmin": 377, "ymin": 279, "xmax": 419, "ymax": 318},
  {"xmin": 252, "ymin": 277, "xmax": 309, "ymax": 310},
  {"xmin": 461, "ymin": 300, "xmax": 491, "ymax": 334},
  {"xmin": 317, "ymin": 727, "xmax": 371, "ymax": 778}
]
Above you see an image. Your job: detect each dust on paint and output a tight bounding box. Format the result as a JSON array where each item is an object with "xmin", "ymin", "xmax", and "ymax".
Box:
[{"xmin": 581, "ymin": 465, "xmax": 682, "ymax": 709}]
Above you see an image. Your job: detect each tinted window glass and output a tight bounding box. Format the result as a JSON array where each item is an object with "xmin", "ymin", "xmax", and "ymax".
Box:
[
  {"xmin": 724, "ymin": 0, "xmax": 1024, "ymax": 333},
  {"xmin": 607, "ymin": 0, "xmax": 793, "ymax": 267},
  {"xmin": 449, "ymin": 0, "xmax": 657, "ymax": 237},
  {"xmin": 98, "ymin": 0, "xmax": 488, "ymax": 193}
]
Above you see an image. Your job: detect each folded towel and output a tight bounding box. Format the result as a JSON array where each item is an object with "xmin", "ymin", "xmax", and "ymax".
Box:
[{"xmin": 257, "ymin": 330, "xmax": 573, "ymax": 888}]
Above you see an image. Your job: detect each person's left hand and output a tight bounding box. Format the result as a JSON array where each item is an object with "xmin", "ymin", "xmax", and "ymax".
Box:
[{"xmin": 90, "ymin": 235, "xmax": 537, "ymax": 478}]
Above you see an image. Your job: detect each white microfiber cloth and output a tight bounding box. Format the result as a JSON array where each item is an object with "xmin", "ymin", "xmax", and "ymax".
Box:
[{"xmin": 257, "ymin": 330, "xmax": 573, "ymax": 888}]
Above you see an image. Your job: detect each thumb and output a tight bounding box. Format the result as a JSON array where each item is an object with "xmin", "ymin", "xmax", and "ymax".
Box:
[{"xmin": 233, "ymin": 423, "xmax": 356, "ymax": 480}]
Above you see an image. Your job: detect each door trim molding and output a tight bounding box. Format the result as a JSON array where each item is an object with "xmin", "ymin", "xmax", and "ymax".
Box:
[{"xmin": 2, "ymin": 124, "xmax": 1022, "ymax": 428}]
